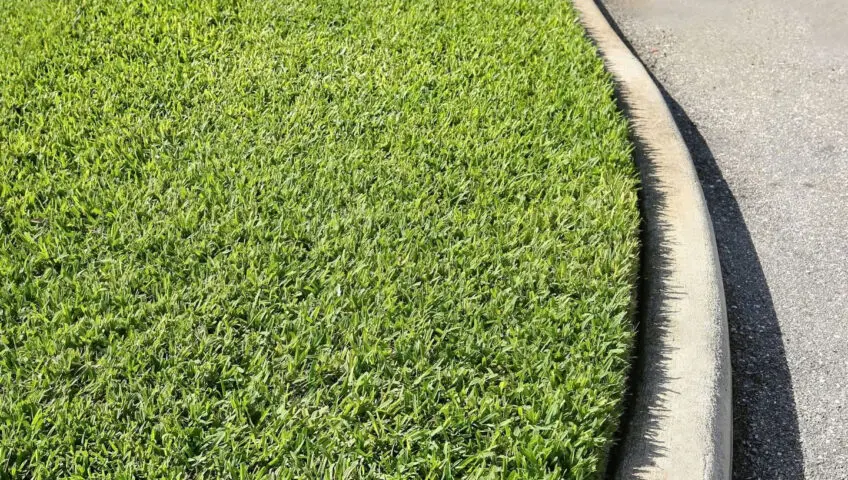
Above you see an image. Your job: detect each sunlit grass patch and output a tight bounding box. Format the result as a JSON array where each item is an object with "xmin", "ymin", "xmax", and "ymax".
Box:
[{"xmin": 0, "ymin": 0, "xmax": 639, "ymax": 477}]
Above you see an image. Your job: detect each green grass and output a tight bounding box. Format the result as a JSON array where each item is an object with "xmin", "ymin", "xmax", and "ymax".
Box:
[{"xmin": 0, "ymin": 0, "xmax": 639, "ymax": 478}]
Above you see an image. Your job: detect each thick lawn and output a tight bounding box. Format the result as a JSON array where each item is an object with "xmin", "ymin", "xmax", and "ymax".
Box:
[{"xmin": 0, "ymin": 0, "xmax": 639, "ymax": 478}]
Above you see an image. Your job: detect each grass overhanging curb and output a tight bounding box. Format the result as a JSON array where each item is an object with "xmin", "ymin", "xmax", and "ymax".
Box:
[{"xmin": 1, "ymin": 0, "xmax": 640, "ymax": 477}]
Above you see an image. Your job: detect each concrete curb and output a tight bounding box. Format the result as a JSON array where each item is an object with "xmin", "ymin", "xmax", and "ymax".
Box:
[{"xmin": 571, "ymin": 0, "xmax": 732, "ymax": 478}]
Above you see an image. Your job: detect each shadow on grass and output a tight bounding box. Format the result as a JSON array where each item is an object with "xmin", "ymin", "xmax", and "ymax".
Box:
[{"xmin": 588, "ymin": 1, "xmax": 806, "ymax": 478}]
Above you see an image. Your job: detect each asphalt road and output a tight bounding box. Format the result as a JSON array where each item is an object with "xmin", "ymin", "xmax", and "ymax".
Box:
[{"xmin": 595, "ymin": 0, "xmax": 848, "ymax": 478}]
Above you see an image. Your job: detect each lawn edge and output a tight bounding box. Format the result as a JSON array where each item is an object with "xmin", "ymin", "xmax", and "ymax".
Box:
[{"xmin": 570, "ymin": 0, "xmax": 732, "ymax": 478}]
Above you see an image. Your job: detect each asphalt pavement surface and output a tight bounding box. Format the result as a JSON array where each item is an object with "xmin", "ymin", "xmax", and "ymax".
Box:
[{"xmin": 595, "ymin": 0, "xmax": 848, "ymax": 478}]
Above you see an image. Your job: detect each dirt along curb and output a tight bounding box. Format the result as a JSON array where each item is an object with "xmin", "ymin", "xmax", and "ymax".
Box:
[{"xmin": 571, "ymin": 0, "xmax": 733, "ymax": 478}]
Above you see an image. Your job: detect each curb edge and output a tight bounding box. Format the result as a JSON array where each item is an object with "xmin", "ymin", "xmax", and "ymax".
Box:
[{"xmin": 571, "ymin": 1, "xmax": 733, "ymax": 478}]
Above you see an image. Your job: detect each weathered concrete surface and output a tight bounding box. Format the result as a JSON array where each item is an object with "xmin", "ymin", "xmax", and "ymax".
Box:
[
  {"xmin": 573, "ymin": 0, "xmax": 732, "ymax": 478},
  {"xmin": 596, "ymin": 0, "xmax": 848, "ymax": 478}
]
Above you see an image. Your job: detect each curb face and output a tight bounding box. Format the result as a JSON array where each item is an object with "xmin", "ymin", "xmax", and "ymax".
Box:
[{"xmin": 570, "ymin": 0, "xmax": 732, "ymax": 478}]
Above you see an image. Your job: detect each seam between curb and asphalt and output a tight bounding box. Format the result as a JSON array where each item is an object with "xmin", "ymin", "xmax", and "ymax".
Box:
[{"xmin": 571, "ymin": 0, "xmax": 733, "ymax": 478}]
